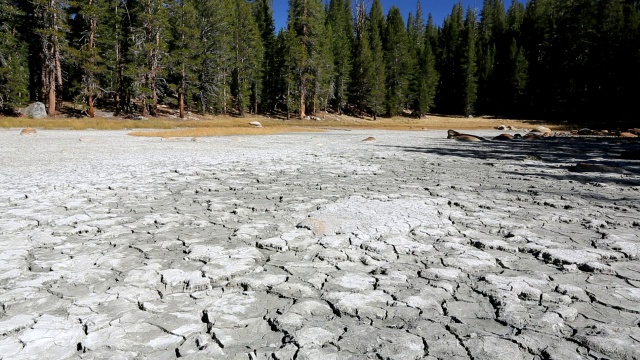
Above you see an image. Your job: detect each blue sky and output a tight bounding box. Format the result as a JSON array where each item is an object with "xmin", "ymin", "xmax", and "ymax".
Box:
[{"xmin": 273, "ymin": 0, "xmax": 491, "ymax": 32}]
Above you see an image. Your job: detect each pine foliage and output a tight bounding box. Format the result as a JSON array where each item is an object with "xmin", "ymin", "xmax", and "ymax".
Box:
[{"xmin": 0, "ymin": 0, "xmax": 638, "ymax": 125}]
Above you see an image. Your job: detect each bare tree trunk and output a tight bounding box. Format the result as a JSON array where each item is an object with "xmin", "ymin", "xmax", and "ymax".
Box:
[
  {"xmin": 46, "ymin": 0, "xmax": 60, "ymax": 116},
  {"xmin": 48, "ymin": 72, "xmax": 56, "ymax": 116},
  {"xmin": 179, "ymin": 65, "xmax": 185, "ymax": 118},
  {"xmin": 87, "ymin": 0, "xmax": 96, "ymax": 118},
  {"xmin": 114, "ymin": 2, "xmax": 122, "ymax": 116},
  {"xmin": 299, "ymin": 84, "xmax": 306, "ymax": 119},
  {"xmin": 150, "ymin": 31, "xmax": 160, "ymax": 117}
]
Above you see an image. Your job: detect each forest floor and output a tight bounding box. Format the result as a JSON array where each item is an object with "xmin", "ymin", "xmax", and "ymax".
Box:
[
  {"xmin": 1, "ymin": 128, "xmax": 639, "ymax": 359},
  {"xmin": 0, "ymin": 111, "xmax": 556, "ymax": 137}
]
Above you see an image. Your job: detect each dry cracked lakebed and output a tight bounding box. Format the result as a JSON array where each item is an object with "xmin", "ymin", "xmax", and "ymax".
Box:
[{"xmin": 1, "ymin": 129, "xmax": 639, "ymax": 359}]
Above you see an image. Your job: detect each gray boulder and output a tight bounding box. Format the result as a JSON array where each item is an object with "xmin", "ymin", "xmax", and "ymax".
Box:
[{"xmin": 25, "ymin": 102, "xmax": 47, "ymax": 119}]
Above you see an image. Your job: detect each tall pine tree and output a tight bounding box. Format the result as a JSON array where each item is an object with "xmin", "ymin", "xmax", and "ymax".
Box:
[
  {"xmin": 415, "ymin": 14, "xmax": 438, "ymax": 117},
  {"xmin": 167, "ymin": 0, "xmax": 200, "ymax": 118},
  {"xmin": 461, "ymin": 6, "xmax": 478, "ymax": 116},
  {"xmin": 349, "ymin": 0, "xmax": 374, "ymax": 116},
  {"xmin": 368, "ymin": 0, "xmax": 386, "ymax": 119},
  {"xmin": 435, "ymin": 2, "xmax": 464, "ymax": 114},
  {"xmin": 231, "ymin": 0, "xmax": 263, "ymax": 116},
  {"xmin": 253, "ymin": 0, "xmax": 277, "ymax": 112},
  {"xmin": 327, "ymin": 0, "xmax": 353, "ymax": 114},
  {"xmin": 383, "ymin": 6, "xmax": 410, "ymax": 116},
  {"xmin": 0, "ymin": 1, "xmax": 28, "ymax": 112},
  {"xmin": 287, "ymin": 0, "xmax": 327, "ymax": 118}
]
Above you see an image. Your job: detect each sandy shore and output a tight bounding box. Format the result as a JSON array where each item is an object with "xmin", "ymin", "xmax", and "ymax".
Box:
[{"xmin": 1, "ymin": 129, "xmax": 639, "ymax": 359}]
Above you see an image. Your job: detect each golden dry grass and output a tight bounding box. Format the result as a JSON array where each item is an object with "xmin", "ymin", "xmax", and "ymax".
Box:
[
  {"xmin": 0, "ymin": 113, "xmax": 550, "ymax": 137},
  {"xmin": 129, "ymin": 126, "xmax": 322, "ymax": 138}
]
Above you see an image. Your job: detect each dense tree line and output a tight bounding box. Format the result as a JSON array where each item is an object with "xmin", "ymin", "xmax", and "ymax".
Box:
[{"xmin": 0, "ymin": 0, "xmax": 639, "ymax": 122}]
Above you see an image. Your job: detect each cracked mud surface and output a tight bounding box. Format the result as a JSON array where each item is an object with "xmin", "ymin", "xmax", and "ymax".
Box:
[{"xmin": 1, "ymin": 129, "xmax": 640, "ymax": 359}]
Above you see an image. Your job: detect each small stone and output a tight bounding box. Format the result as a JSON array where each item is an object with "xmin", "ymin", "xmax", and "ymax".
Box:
[
  {"xmin": 362, "ymin": 136, "xmax": 376, "ymax": 141},
  {"xmin": 20, "ymin": 128, "xmax": 37, "ymax": 135},
  {"xmin": 249, "ymin": 121, "xmax": 262, "ymax": 128}
]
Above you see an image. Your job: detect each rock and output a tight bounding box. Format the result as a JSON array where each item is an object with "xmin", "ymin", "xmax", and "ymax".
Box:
[
  {"xmin": 531, "ymin": 125, "xmax": 552, "ymax": 134},
  {"xmin": 94, "ymin": 111, "xmax": 114, "ymax": 118},
  {"xmin": 24, "ymin": 102, "xmax": 47, "ymax": 119},
  {"xmin": 20, "ymin": 128, "xmax": 37, "ymax": 135},
  {"xmin": 492, "ymin": 134, "xmax": 513, "ymax": 141},
  {"xmin": 133, "ymin": 115, "xmax": 147, "ymax": 120},
  {"xmin": 620, "ymin": 132, "xmax": 638, "ymax": 138},
  {"xmin": 362, "ymin": 136, "xmax": 376, "ymax": 141},
  {"xmin": 447, "ymin": 130, "xmax": 486, "ymax": 142},
  {"xmin": 568, "ymin": 162, "xmax": 626, "ymax": 174},
  {"xmin": 628, "ymin": 128, "xmax": 640, "ymax": 135},
  {"xmin": 522, "ymin": 133, "xmax": 542, "ymax": 140},
  {"xmin": 495, "ymin": 125, "xmax": 507, "ymax": 130},
  {"xmin": 249, "ymin": 121, "xmax": 262, "ymax": 128},
  {"xmin": 578, "ymin": 128, "xmax": 593, "ymax": 135}
]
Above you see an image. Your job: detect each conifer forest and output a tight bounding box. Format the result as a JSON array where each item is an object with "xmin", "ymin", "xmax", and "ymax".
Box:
[{"xmin": 1, "ymin": 0, "xmax": 639, "ymax": 123}]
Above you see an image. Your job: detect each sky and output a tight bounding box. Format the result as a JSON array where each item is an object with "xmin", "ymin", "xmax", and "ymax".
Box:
[{"xmin": 273, "ymin": 0, "xmax": 488, "ymax": 32}]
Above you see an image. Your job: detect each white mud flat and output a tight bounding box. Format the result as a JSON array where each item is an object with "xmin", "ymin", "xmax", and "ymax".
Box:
[{"xmin": 1, "ymin": 128, "xmax": 640, "ymax": 359}]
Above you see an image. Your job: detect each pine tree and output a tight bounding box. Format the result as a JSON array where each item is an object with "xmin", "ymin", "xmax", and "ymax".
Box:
[
  {"xmin": 69, "ymin": 0, "xmax": 109, "ymax": 117},
  {"xmin": 167, "ymin": 0, "xmax": 200, "ymax": 118},
  {"xmin": 593, "ymin": 0, "xmax": 625, "ymax": 117},
  {"xmin": 280, "ymin": 27, "xmax": 305, "ymax": 118},
  {"xmin": 127, "ymin": 0, "xmax": 170, "ymax": 116},
  {"xmin": 21, "ymin": 0, "xmax": 68, "ymax": 115},
  {"xmin": 231, "ymin": 0, "xmax": 263, "ymax": 116},
  {"xmin": 508, "ymin": 38, "xmax": 527, "ymax": 112},
  {"xmin": 406, "ymin": 1, "xmax": 425, "ymax": 112},
  {"xmin": 477, "ymin": 0, "xmax": 507, "ymax": 114},
  {"xmin": 435, "ymin": 2, "xmax": 464, "ymax": 114},
  {"xmin": 349, "ymin": 0, "xmax": 374, "ymax": 115},
  {"xmin": 98, "ymin": 0, "xmax": 128, "ymax": 115},
  {"xmin": 521, "ymin": 0, "xmax": 555, "ymax": 117},
  {"xmin": 253, "ymin": 0, "xmax": 277, "ymax": 112},
  {"xmin": 383, "ymin": 6, "xmax": 410, "ymax": 116},
  {"xmin": 287, "ymin": 0, "xmax": 327, "ymax": 118},
  {"xmin": 0, "ymin": 1, "xmax": 28, "ymax": 112},
  {"xmin": 368, "ymin": 0, "xmax": 386, "ymax": 119},
  {"xmin": 194, "ymin": 0, "xmax": 233, "ymax": 114},
  {"xmin": 461, "ymin": 6, "xmax": 478, "ymax": 116},
  {"xmin": 415, "ymin": 14, "xmax": 438, "ymax": 117},
  {"xmin": 327, "ymin": 0, "xmax": 353, "ymax": 114}
]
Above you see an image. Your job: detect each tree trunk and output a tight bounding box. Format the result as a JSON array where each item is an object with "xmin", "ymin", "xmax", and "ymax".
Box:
[
  {"xmin": 87, "ymin": 0, "xmax": 96, "ymax": 118},
  {"xmin": 88, "ymin": 95, "xmax": 95, "ymax": 117},
  {"xmin": 150, "ymin": 30, "xmax": 160, "ymax": 117},
  {"xmin": 114, "ymin": 3, "xmax": 122, "ymax": 116},
  {"xmin": 179, "ymin": 92, "xmax": 185, "ymax": 119},
  {"xmin": 48, "ymin": 74, "xmax": 56, "ymax": 116},
  {"xmin": 299, "ymin": 85, "xmax": 306, "ymax": 119},
  {"xmin": 141, "ymin": 93, "xmax": 148, "ymax": 116}
]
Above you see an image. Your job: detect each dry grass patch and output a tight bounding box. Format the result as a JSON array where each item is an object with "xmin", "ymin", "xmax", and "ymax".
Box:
[
  {"xmin": 0, "ymin": 113, "xmax": 549, "ymax": 134},
  {"xmin": 129, "ymin": 125, "xmax": 322, "ymax": 138},
  {"xmin": 325, "ymin": 115, "xmax": 549, "ymax": 131}
]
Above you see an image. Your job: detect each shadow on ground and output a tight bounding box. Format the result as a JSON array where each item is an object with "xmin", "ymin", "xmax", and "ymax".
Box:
[{"xmin": 382, "ymin": 137, "xmax": 640, "ymax": 187}]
